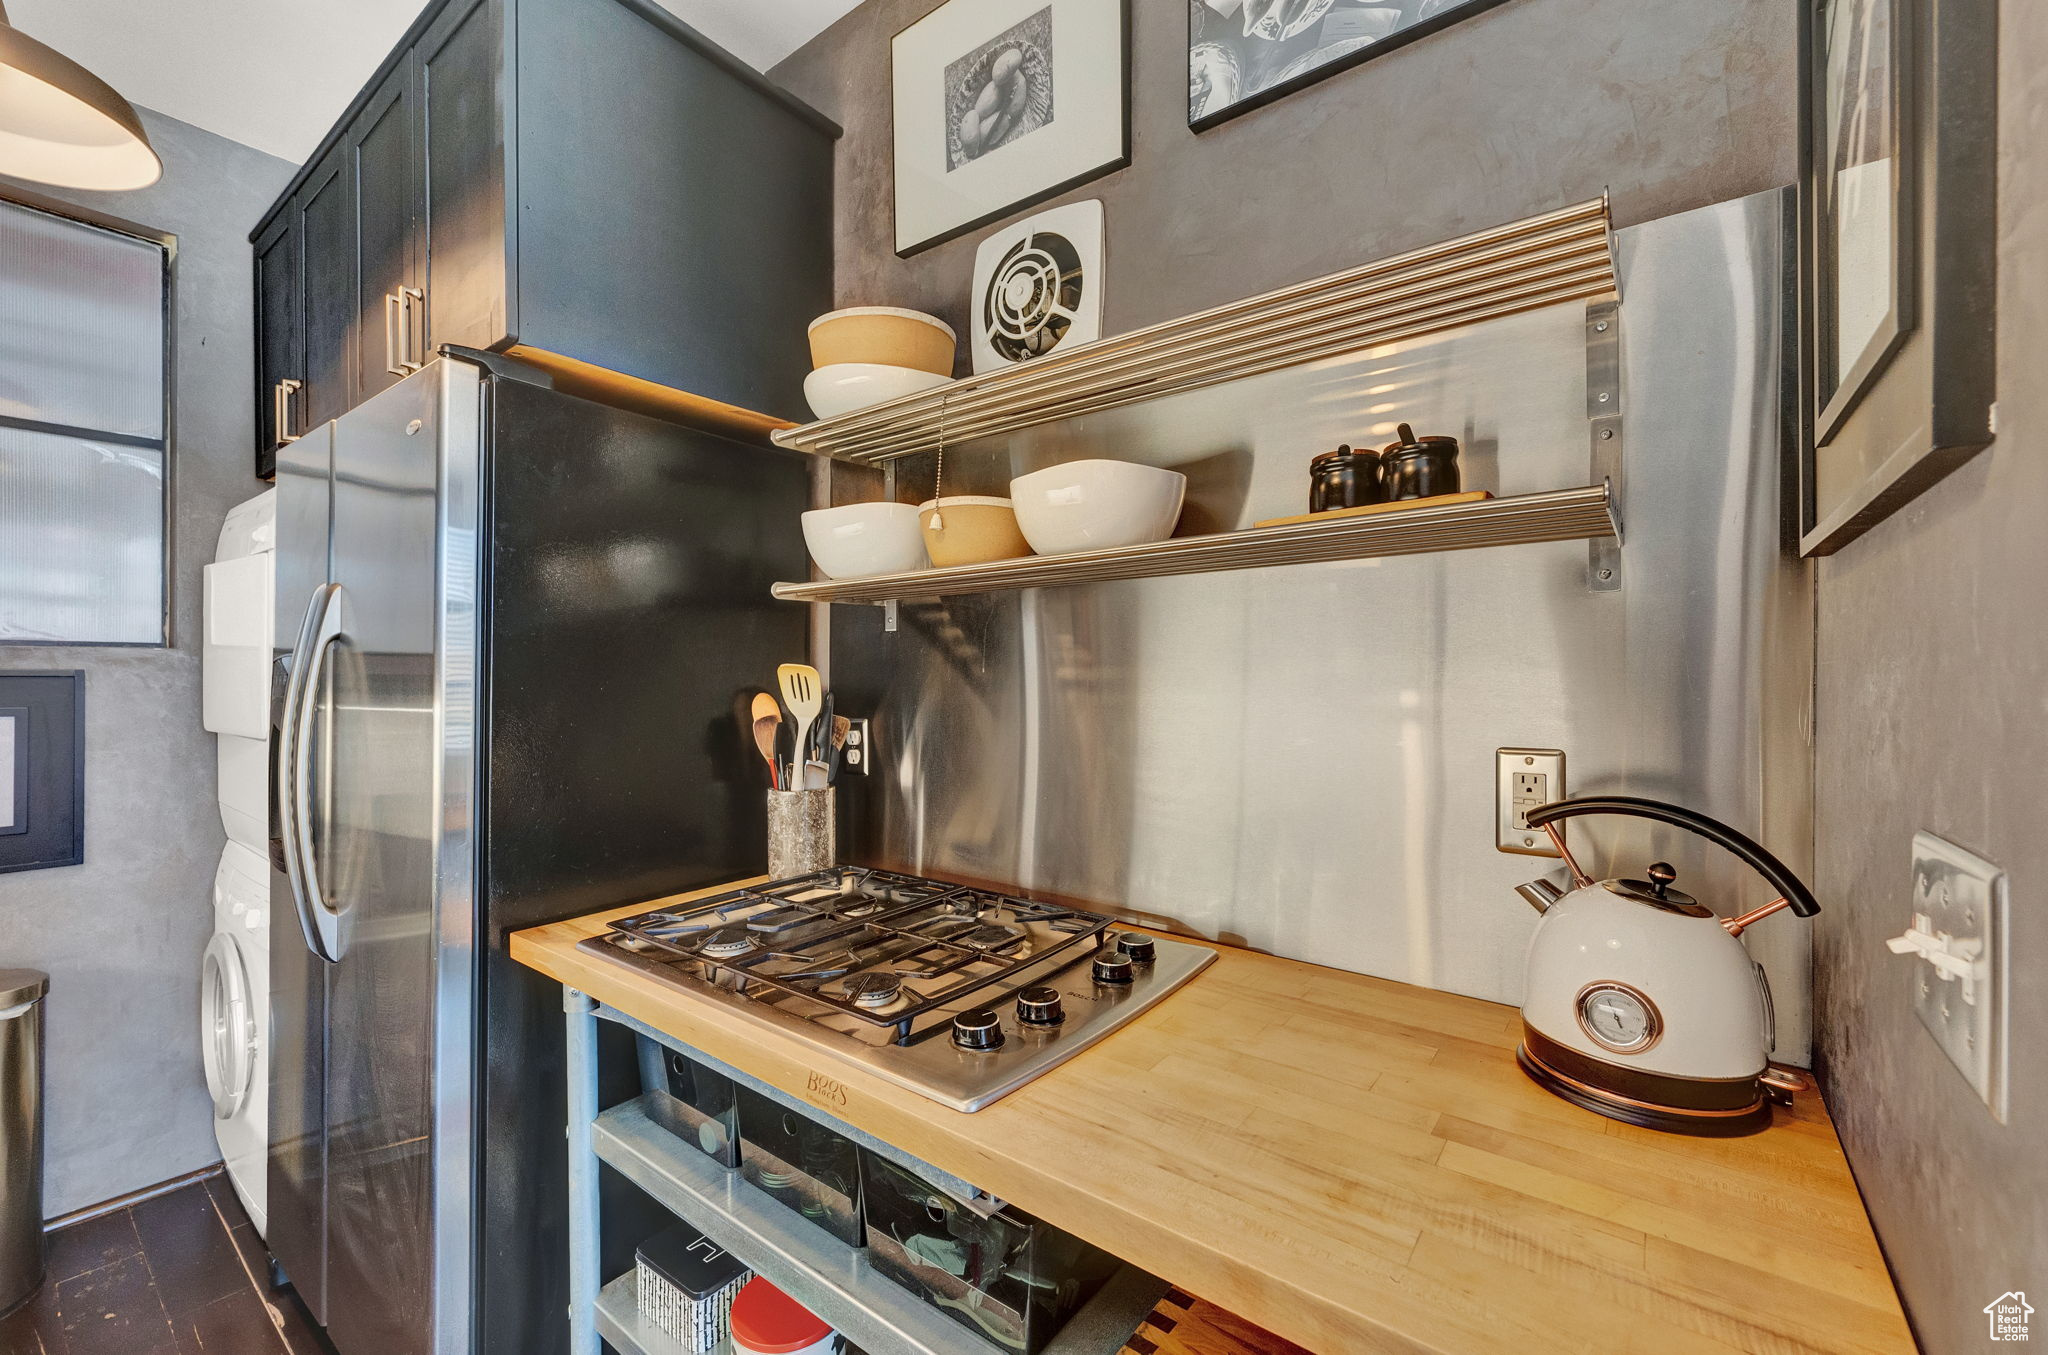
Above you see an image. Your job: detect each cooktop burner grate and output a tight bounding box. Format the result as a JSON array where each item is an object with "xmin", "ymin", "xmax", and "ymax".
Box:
[{"xmin": 602, "ymin": 867, "xmax": 1114, "ymax": 1031}]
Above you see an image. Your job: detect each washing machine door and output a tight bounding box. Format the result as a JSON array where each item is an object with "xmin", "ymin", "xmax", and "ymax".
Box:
[{"xmin": 201, "ymin": 932, "xmax": 258, "ymax": 1120}]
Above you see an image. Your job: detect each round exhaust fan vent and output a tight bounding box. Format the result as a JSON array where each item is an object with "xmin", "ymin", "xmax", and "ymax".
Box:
[{"xmin": 971, "ymin": 200, "xmax": 1106, "ymax": 374}]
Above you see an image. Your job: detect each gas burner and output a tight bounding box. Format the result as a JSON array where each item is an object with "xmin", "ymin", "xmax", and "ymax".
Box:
[
  {"xmin": 699, "ymin": 927, "xmax": 755, "ymax": 958},
  {"xmin": 583, "ymin": 868, "xmax": 1217, "ymax": 1112},
  {"xmin": 603, "ymin": 870, "xmax": 1117, "ymax": 1030},
  {"xmin": 844, "ymin": 971, "xmax": 904, "ymax": 1009},
  {"xmin": 958, "ymin": 924, "xmax": 1025, "ymax": 951}
]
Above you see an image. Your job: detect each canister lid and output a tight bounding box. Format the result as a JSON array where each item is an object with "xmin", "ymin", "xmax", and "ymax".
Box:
[
  {"xmin": 634, "ymin": 1223, "xmax": 747, "ymax": 1299},
  {"xmin": 0, "ymin": 969, "xmax": 49, "ymax": 1008},
  {"xmin": 1311, "ymin": 444, "xmax": 1378, "ymax": 470},
  {"xmin": 731, "ymin": 1277, "xmax": 833, "ymax": 1352},
  {"xmin": 1380, "ymin": 422, "xmax": 1461, "ymax": 456}
]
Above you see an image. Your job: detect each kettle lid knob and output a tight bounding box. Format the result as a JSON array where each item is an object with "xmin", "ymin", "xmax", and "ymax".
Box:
[{"xmin": 1646, "ymin": 862, "xmax": 1677, "ymax": 897}]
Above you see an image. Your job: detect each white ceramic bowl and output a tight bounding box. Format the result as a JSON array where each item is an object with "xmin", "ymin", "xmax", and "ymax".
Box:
[
  {"xmin": 800, "ymin": 502, "xmax": 928, "ymax": 579},
  {"xmin": 1009, "ymin": 460, "xmax": 1188, "ymax": 555},
  {"xmin": 803, "ymin": 363, "xmax": 949, "ymax": 420}
]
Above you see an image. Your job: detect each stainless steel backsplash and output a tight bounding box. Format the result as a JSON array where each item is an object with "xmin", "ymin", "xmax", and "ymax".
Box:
[{"xmin": 820, "ymin": 189, "xmax": 1816, "ymax": 1060}]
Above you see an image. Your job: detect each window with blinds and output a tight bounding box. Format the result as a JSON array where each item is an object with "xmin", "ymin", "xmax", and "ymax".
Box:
[{"xmin": 0, "ymin": 197, "xmax": 170, "ymax": 645}]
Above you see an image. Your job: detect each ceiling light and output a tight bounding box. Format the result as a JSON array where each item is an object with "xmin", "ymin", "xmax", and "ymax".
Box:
[{"xmin": 0, "ymin": 0, "xmax": 161, "ymax": 191}]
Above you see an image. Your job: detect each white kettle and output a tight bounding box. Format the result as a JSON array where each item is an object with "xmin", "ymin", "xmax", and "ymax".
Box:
[{"xmin": 1512, "ymin": 796, "xmax": 1819, "ymax": 1137}]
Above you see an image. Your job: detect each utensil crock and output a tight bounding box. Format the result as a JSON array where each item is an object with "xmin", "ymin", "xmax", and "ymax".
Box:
[{"xmin": 767, "ymin": 788, "xmax": 835, "ymax": 878}]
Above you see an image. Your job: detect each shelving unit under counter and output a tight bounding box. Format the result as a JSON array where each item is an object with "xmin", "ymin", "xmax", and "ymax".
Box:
[{"xmin": 564, "ymin": 995, "xmax": 1169, "ymax": 1355}]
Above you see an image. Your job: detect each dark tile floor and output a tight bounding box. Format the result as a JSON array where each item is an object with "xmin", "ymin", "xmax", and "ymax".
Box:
[{"xmin": 0, "ymin": 1173, "xmax": 334, "ymax": 1355}]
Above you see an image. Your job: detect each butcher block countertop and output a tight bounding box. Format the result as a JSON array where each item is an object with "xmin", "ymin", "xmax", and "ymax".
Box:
[{"xmin": 511, "ymin": 879, "xmax": 1914, "ymax": 1355}]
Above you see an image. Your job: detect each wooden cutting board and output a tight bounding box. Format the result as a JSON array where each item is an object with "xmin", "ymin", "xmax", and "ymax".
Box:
[{"xmin": 1254, "ymin": 489, "xmax": 1492, "ymax": 529}]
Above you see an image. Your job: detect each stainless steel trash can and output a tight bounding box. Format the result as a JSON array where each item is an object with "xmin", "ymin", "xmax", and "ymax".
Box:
[{"xmin": 0, "ymin": 970, "xmax": 49, "ymax": 1317}]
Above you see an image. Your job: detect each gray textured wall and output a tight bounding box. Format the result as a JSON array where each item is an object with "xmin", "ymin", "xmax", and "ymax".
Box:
[
  {"xmin": 0, "ymin": 110, "xmax": 294, "ymax": 1216},
  {"xmin": 1812, "ymin": 6, "xmax": 2048, "ymax": 1352},
  {"xmin": 771, "ymin": 0, "xmax": 1797, "ymax": 350}
]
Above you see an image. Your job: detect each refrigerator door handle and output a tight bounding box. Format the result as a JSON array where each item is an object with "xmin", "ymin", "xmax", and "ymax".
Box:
[
  {"xmin": 282, "ymin": 582, "xmax": 351, "ymax": 963},
  {"xmin": 276, "ymin": 589, "xmax": 320, "ymax": 948}
]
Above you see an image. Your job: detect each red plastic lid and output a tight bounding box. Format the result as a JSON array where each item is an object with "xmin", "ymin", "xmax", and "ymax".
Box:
[{"xmin": 730, "ymin": 1277, "xmax": 833, "ymax": 1353}]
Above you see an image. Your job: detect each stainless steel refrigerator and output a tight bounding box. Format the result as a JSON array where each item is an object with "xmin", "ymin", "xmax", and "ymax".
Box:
[{"xmin": 267, "ymin": 353, "xmax": 807, "ymax": 1355}]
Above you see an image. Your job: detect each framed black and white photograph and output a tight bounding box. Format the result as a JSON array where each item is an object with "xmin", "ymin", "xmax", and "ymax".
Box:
[
  {"xmin": 1188, "ymin": 0, "xmax": 1515, "ymax": 130},
  {"xmin": 0, "ymin": 671, "xmax": 85, "ymax": 873},
  {"xmin": 892, "ymin": 0, "xmax": 1129, "ymax": 257},
  {"xmin": 1797, "ymin": 0, "xmax": 1997, "ymax": 555},
  {"xmin": 1811, "ymin": 0, "xmax": 1912, "ymax": 444}
]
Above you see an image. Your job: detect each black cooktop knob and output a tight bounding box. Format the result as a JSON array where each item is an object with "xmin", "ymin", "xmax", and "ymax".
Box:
[
  {"xmin": 951, "ymin": 1009, "xmax": 1005, "ymax": 1051},
  {"xmin": 1016, "ymin": 987, "xmax": 1065, "ymax": 1026},
  {"xmin": 1093, "ymin": 950, "xmax": 1135, "ymax": 985},
  {"xmin": 1119, "ymin": 934, "xmax": 1157, "ymax": 963}
]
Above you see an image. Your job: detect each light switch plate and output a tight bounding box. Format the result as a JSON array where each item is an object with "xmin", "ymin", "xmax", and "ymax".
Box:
[
  {"xmin": 1496, "ymin": 749, "xmax": 1564, "ymax": 856},
  {"xmin": 1906, "ymin": 832, "xmax": 2008, "ymax": 1121}
]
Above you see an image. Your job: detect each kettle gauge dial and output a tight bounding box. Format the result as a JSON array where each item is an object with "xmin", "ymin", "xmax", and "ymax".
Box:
[{"xmin": 1575, "ymin": 982, "xmax": 1662, "ymax": 1054}]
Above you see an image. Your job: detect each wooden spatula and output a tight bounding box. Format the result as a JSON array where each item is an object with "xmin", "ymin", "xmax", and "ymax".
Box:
[{"xmin": 776, "ymin": 664, "xmax": 823, "ymax": 794}]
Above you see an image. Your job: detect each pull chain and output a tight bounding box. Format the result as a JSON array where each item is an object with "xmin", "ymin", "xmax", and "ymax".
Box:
[{"xmin": 928, "ymin": 397, "xmax": 947, "ymax": 532}]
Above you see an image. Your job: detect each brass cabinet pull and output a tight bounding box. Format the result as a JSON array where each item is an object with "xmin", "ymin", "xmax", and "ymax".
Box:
[
  {"xmin": 274, "ymin": 378, "xmax": 304, "ymax": 445},
  {"xmin": 399, "ymin": 285, "xmax": 426, "ymax": 372},
  {"xmin": 384, "ymin": 290, "xmax": 406, "ymax": 376}
]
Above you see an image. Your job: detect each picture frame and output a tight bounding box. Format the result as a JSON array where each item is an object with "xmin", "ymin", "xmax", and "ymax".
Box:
[
  {"xmin": 1188, "ymin": 0, "xmax": 1517, "ymax": 131},
  {"xmin": 1798, "ymin": 0, "xmax": 1999, "ymax": 556},
  {"xmin": 892, "ymin": 0, "xmax": 1131, "ymax": 257},
  {"xmin": 0, "ymin": 707, "xmax": 25, "ymax": 836},
  {"xmin": 1807, "ymin": 0, "xmax": 1915, "ymax": 446},
  {"xmin": 0, "ymin": 671, "xmax": 85, "ymax": 873}
]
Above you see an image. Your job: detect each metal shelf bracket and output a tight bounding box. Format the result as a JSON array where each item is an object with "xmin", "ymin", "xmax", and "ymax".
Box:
[{"xmin": 1586, "ymin": 300, "xmax": 1625, "ymax": 591}]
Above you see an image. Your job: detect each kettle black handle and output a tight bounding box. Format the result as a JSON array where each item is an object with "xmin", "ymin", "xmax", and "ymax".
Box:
[{"xmin": 1521, "ymin": 795, "xmax": 1820, "ymax": 917}]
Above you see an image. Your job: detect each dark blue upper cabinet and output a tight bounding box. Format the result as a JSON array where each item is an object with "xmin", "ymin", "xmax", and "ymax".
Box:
[{"xmin": 251, "ymin": 0, "xmax": 838, "ymax": 475}]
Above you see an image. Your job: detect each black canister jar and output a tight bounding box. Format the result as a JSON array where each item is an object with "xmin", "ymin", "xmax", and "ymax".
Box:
[
  {"xmin": 1380, "ymin": 423, "xmax": 1462, "ymax": 500},
  {"xmin": 1308, "ymin": 444, "xmax": 1385, "ymax": 513}
]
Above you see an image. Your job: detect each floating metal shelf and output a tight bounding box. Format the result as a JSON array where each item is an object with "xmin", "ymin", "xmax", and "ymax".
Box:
[
  {"xmin": 594, "ymin": 1099, "xmax": 1167, "ymax": 1355},
  {"xmin": 772, "ymin": 198, "xmax": 1616, "ymax": 464},
  {"xmin": 772, "ymin": 484, "xmax": 1618, "ymax": 605}
]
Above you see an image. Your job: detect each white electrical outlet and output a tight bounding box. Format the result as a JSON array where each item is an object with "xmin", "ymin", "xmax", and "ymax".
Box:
[
  {"xmin": 842, "ymin": 718, "xmax": 871, "ymax": 776},
  {"xmin": 1886, "ymin": 832, "xmax": 2008, "ymax": 1121},
  {"xmin": 1496, "ymin": 749, "xmax": 1565, "ymax": 856}
]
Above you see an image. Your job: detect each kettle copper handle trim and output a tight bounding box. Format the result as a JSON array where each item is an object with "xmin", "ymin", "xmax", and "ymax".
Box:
[{"xmin": 1521, "ymin": 795, "xmax": 1821, "ymax": 919}]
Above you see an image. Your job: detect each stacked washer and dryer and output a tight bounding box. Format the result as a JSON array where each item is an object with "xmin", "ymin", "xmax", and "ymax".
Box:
[{"xmin": 199, "ymin": 489, "xmax": 276, "ymax": 1236}]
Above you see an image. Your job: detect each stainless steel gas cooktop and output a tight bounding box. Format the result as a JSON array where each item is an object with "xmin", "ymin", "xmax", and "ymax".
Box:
[{"xmin": 579, "ymin": 867, "xmax": 1215, "ymax": 1111}]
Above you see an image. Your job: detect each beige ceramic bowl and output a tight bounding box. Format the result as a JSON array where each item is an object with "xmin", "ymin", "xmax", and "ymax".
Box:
[
  {"xmin": 917, "ymin": 497, "xmax": 1033, "ymax": 568},
  {"xmin": 808, "ymin": 307, "xmax": 957, "ymax": 376}
]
